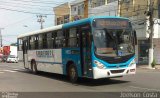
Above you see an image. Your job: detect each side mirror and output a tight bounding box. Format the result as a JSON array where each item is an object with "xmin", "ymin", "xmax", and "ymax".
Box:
[{"xmin": 134, "ymin": 30, "xmax": 137, "ymax": 45}]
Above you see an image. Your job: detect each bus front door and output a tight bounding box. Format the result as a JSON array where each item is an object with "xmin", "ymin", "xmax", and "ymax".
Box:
[
  {"xmin": 22, "ymin": 40, "xmax": 29, "ymax": 69},
  {"xmin": 80, "ymin": 26, "xmax": 92, "ymax": 77}
]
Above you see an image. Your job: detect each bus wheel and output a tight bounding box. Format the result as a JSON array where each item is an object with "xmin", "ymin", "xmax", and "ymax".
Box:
[
  {"xmin": 31, "ymin": 61, "xmax": 38, "ymax": 74},
  {"xmin": 68, "ymin": 64, "xmax": 78, "ymax": 83}
]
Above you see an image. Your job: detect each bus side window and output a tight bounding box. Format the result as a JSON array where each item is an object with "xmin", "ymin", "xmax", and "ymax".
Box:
[
  {"xmin": 52, "ymin": 32, "xmax": 56, "ymax": 48},
  {"xmin": 34, "ymin": 35, "xmax": 39, "ymax": 49},
  {"xmin": 39, "ymin": 34, "xmax": 43, "ymax": 49},
  {"xmin": 42, "ymin": 34, "xmax": 47, "ymax": 49},
  {"xmin": 18, "ymin": 38, "xmax": 23, "ymax": 51},
  {"xmin": 68, "ymin": 27, "xmax": 79, "ymax": 47},
  {"xmin": 55, "ymin": 30, "xmax": 64, "ymax": 48},
  {"xmin": 28, "ymin": 37, "xmax": 31, "ymax": 50},
  {"xmin": 30, "ymin": 36, "xmax": 35, "ymax": 50},
  {"xmin": 47, "ymin": 32, "xmax": 53, "ymax": 49}
]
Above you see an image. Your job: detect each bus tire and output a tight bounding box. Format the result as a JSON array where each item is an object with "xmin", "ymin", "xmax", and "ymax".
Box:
[
  {"xmin": 31, "ymin": 61, "xmax": 38, "ymax": 74},
  {"xmin": 68, "ymin": 64, "xmax": 78, "ymax": 83}
]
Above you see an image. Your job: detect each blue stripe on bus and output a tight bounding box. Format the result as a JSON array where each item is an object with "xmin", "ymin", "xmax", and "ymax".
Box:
[
  {"xmin": 63, "ymin": 16, "xmax": 129, "ymax": 29},
  {"xmin": 62, "ymin": 48, "xmax": 82, "ymax": 76}
]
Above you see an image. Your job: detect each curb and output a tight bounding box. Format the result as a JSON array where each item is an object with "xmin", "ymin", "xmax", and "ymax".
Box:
[{"xmin": 137, "ymin": 66, "xmax": 160, "ymax": 70}]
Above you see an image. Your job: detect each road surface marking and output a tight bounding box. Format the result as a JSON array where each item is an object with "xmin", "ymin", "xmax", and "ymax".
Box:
[
  {"xmin": 129, "ymin": 86, "xmax": 160, "ymax": 91},
  {"xmin": 2, "ymin": 70, "xmax": 17, "ymax": 72},
  {"xmin": 0, "ymin": 70, "xmax": 18, "ymax": 73}
]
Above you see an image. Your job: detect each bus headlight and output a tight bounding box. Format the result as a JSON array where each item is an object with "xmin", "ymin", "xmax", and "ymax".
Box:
[
  {"xmin": 94, "ymin": 60, "xmax": 105, "ymax": 69},
  {"xmin": 129, "ymin": 59, "xmax": 136, "ymax": 67}
]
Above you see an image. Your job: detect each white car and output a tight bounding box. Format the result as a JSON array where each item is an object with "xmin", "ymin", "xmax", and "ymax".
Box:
[{"xmin": 6, "ymin": 55, "xmax": 18, "ymax": 63}]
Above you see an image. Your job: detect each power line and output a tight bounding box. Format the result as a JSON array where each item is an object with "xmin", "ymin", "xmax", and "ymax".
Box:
[
  {"xmin": 0, "ymin": 3, "xmax": 52, "ymax": 11},
  {"xmin": 0, "ymin": 4, "xmax": 150, "ymax": 20},
  {"xmin": 2, "ymin": 38, "xmax": 16, "ymax": 44},
  {"xmin": 1, "ymin": 5, "xmax": 147, "ymax": 23},
  {"xmin": 6, "ymin": 0, "xmax": 67, "ymax": 5},
  {"xmin": 0, "ymin": 1, "xmax": 55, "ymax": 8},
  {"xmin": 1, "ymin": 3, "xmax": 149, "ymax": 15},
  {"xmin": 0, "ymin": 3, "xmax": 152, "ymax": 29},
  {"xmin": 0, "ymin": 7, "xmax": 54, "ymax": 15},
  {"xmin": 2, "ymin": 35, "xmax": 18, "ymax": 37},
  {"xmin": 0, "ymin": 1, "xmax": 71, "ymax": 11},
  {"xmin": 4, "ymin": 16, "xmax": 34, "ymax": 28}
]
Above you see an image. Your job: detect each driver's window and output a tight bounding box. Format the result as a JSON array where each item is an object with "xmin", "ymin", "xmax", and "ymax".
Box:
[{"xmin": 94, "ymin": 30, "xmax": 106, "ymax": 47}]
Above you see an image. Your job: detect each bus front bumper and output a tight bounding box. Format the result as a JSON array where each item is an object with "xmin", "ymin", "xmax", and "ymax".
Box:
[{"xmin": 93, "ymin": 65, "xmax": 136, "ymax": 79}]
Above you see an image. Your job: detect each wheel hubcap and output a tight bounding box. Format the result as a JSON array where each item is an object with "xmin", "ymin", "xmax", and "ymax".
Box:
[
  {"xmin": 32, "ymin": 63, "xmax": 36, "ymax": 72},
  {"xmin": 70, "ymin": 68, "xmax": 75, "ymax": 79}
]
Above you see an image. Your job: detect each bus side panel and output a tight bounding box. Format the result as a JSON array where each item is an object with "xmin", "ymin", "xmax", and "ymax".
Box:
[
  {"xmin": 27, "ymin": 49, "xmax": 63, "ymax": 74},
  {"xmin": 18, "ymin": 51, "xmax": 24, "ymax": 66},
  {"xmin": 18, "ymin": 51, "xmax": 23, "ymax": 62},
  {"xmin": 62, "ymin": 48, "xmax": 82, "ymax": 77}
]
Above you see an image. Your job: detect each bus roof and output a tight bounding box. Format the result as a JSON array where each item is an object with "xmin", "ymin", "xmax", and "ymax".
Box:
[
  {"xmin": 17, "ymin": 16, "xmax": 129, "ymax": 38},
  {"xmin": 17, "ymin": 24, "xmax": 62, "ymax": 38},
  {"xmin": 63, "ymin": 16, "xmax": 129, "ymax": 29}
]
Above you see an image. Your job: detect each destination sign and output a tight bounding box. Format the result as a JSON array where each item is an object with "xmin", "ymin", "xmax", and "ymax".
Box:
[{"xmin": 94, "ymin": 19, "xmax": 130, "ymax": 29}]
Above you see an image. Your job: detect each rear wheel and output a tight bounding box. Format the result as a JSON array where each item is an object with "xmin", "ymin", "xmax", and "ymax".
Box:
[
  {"xmin": 31, "ymin": 61, "xmax": 38, "ymax": 74},
  {"xmin": 68, "ymin": 64, "xmax": 78, "ymax": 83}
]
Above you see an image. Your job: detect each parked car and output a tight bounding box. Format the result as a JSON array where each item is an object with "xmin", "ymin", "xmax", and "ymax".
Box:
[{"xmin": 6, "ymin": 55, "xmax": 18, "ymax": 63}]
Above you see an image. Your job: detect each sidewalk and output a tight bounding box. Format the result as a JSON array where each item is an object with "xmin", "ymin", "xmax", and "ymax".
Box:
[{"xmin": 137, "ymin": 64, "xmax": 160, "ymax": 70}]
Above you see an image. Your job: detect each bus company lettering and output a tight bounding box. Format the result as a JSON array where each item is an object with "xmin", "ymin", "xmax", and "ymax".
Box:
[{"xmin": 36, "ymin": 50, "xmax": 54, "ymax": 58}]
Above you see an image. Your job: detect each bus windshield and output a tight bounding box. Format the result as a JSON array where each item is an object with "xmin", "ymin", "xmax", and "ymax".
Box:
[{"xmin": 93, "ymin": 19, "xmax": 134, "ymax": 57}]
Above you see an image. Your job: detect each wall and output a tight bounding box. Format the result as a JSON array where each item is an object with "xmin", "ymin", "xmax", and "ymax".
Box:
[
  {"xmin": 153, "ymin": 38, "xmax": 160, "ymax": 64},
  {"xmin": 89, "ymin": 1, "xmax": 118, "ymax": 16},
  {"xmin": 53, "ymin": 3, "xmax": 70, "ymax": 25},
  {"xmin": 153, "ymin": 18, "xmax": 160, "ymax": 38},
  {"xmin": 70, "ymin": 0, "xmax": 89, "ymax": 21}
]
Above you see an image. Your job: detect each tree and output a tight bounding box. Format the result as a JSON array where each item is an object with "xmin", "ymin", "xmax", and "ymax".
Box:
[{"xmin": 10, "ymin": 43, "xmax": 17, "ymax": 46}]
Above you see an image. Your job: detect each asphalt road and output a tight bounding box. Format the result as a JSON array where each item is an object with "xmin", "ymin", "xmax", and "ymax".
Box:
[{"xmin": 0, "ymin": 63, "xmax": 160, "ymax": 98}]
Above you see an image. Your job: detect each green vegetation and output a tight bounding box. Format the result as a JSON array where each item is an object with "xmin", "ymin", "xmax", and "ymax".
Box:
[{"xmin": 151, "ymin": 59, "xmax": 156, "ymax": 68}]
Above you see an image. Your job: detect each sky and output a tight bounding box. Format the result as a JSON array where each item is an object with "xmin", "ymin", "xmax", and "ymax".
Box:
[{"xmin": 0, "ymin": 0, "xmax": 73, "ymax": 45}]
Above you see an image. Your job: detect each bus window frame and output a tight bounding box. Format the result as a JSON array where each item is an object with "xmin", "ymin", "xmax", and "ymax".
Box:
[
  {"xmin": 65, "ymin": 26, "xmax": 79, "ymax": 48},
  {"xmin": 34, "ymin": 35, "xmax": 39, "ymax": 49},
  {"xmin": 47, "ymin": 32, "xmax": 53, "ymax": 49},
  {"xmin": 55, "ymin": 30, "xmax": 65, "ymax": 48},
  {"xmin": 42, "ymin": 33, "xmax": 47, "ymax": 49},
  {"xmin": 18, "ymin": 38, "xmax": 23, "ymax": 51}
]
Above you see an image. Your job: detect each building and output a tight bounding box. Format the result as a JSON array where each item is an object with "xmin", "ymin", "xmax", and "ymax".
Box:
[
  {"xmin": 89, "ymin": 0, "xmax": 118, "ymax": 16},
  {"xmin": 70, "ymin": 0, "xmax": 118, "ymax": 20},
  {"xmin": 119, "ymin": 0, "xmax": 160, "ymax": 64},
  {"xmin": 53, "ymin": 0, "xmax": 119, "ymax": 24},
  {"xmin": 70, "ymin": 0, "xmax": 88, "ymax": 21},
  {"xmin": 53, "ymin": 3, "xmax": 70, "ymax": 25}
]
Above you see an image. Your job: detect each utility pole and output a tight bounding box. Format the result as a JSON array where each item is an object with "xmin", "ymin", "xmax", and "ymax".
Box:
[
  {"xmin": 148, "ymin": 0, "xmax": 154, "ymax": 68},
  {"xmin": 0, "ymin": 28, "xmax": 4, "ymax": 47},
  {"xmin": 37, "ymin": 15, "xmax": 47, "ymax": 29}
]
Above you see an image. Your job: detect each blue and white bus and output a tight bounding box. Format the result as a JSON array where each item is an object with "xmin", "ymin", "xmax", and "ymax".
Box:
[{"xmin": 17, "ymin": 16, "xmax": 137, "ymax": 82}]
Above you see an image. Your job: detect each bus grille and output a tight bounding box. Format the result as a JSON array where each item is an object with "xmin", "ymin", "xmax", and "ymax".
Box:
[
  {"xmin": 110, "ymin": 69, "xmax": 125, "ymax": 74},
  {"xmin": 107, "ymin": 65, "xmax": 126, "ymax": 68}
]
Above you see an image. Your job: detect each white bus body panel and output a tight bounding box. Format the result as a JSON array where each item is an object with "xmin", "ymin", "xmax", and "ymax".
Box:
[
  {"xmin": 18, "ymin": 25, "xmax": 62, "ymax": 38},
  {"xmin": 27, "ymin": 49, "xmax": 63, "ymax": 74},
  {"xmin": 24, "ymin": 54, "xmax": 29, "ymax": 68},
  {"xmin": 93, "ymin": 64, "xmax": 136, "ymax": 79},
  {"xmin": 17, "ymin": 51, "xmax": 23, "ymax": 61}
]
